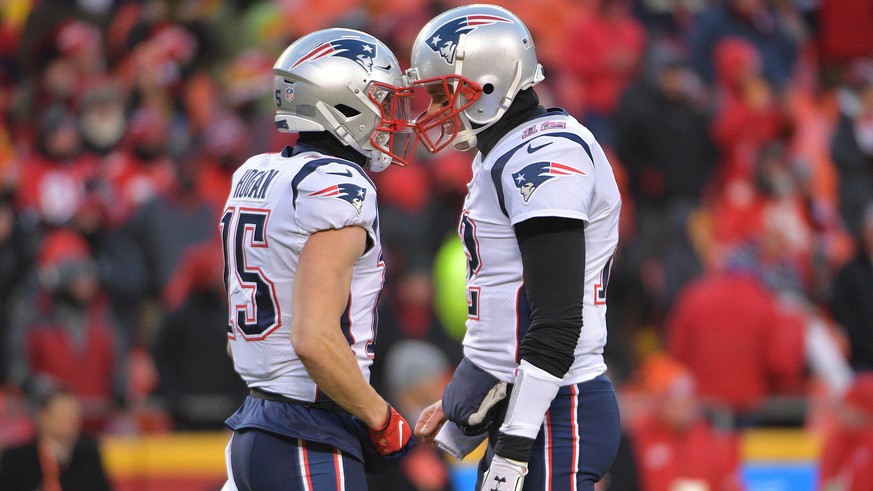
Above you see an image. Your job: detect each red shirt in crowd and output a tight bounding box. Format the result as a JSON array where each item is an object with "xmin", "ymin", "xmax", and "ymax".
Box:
[
  {"xmin": 102, "ymin": 151, "xmax": 176, "ymax": 227},
  {"xmin": 819, "ymin": 428, "xmax": 873, "ymax": 491},
  {"xmin": 16, "ymin": 153, "xmax": 101, "ymax": 225},
  {"xmin": 667, "ymin": 272, "xmax": 806, "ymax": 412},
  {"xmin": 631, "ymin": 416, "xmax": 741, "ymax": 491},
  {"xmin": 562, "ymin": 3, "xmax": 645, "ymax": 116},
  {"xmin": 25, "ymin": 301, "xmax": 116, "ymax": 431}
]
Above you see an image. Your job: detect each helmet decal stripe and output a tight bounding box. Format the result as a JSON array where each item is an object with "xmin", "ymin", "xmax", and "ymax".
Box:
[
  {"xmin": 291, "ymin": 38, "xmax": 377, "ymax": 72},
  {"xmin": 291, "ymin": 42, "xmax": 335, "ymax": 68},
  {"xmin": 465, "ymin": 14, "xmax": 513, "ymax": 26}
]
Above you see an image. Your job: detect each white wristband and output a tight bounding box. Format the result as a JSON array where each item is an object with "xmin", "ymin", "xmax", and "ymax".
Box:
[{"xmin": 498, "ymin": 359, "xmax": 563, "ymax": 439}]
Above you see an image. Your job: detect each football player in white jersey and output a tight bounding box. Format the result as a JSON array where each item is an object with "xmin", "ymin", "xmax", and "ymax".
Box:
[
  {"xmin": 220, "ymin": 29, "xmax": 415, "ymax": 491},
  {"xmin": 408, "ymin": 5, "xmax": 622, "ymax": 491}
]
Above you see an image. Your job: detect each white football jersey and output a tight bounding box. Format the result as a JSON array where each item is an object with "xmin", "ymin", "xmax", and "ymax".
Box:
[
  {"xmin": 221, "ymin": 146, "xmax": 384, "ymax": 402},
  {"xmin": 460, "ymin": 111, "xmax": 621, "ymax": 384}
]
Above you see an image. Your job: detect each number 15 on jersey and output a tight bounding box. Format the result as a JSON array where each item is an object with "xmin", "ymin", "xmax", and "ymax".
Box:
[{"xmin": 221, "ymin": 206, "xmax": 281, "ymax": 340}]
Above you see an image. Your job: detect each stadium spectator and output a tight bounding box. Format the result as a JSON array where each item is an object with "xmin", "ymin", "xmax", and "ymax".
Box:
[
  {"xmin": 831, "ymin": 202, "xmax": 873, "ymax": 372},
  {"xmin": 77, "ymin": 82, "xmax": 127, "ymax": 157},
  {"xmin": 153, "ymin": 241, "xmax": 246, "ymax": 430},
  {"xmin": 710, "ymin": 37, "xmax": 787, "ymax": 188},
  {"xmin": 0, "ymin": 386, "xmax": 112, "ymax": 491},
  {"xmin": 627, "ymin": 354, "xmax": 742, "ymax": 491},
  {"xmin": 18, "ymin": 229, "xmax": 117, "ymax": 432},
  {"xmin": 14, "ymin": 105, "xmax": 102, "ymax": 228},
  {"xmin": 818, "ymin": 373, "xmax": 873, "ymax": 491},
  {"xmin": 560, "ymin": 0, "xmax": 646, "ymax": 145},
  {"xmin": 711, "ymin": 142, "xmax": 814, "ymax": 295},
  {"xmin": 99, "ymin": 155, "xmax": 215, "ymax": 404},
  {"xmin": 614, "ymin": 45, "xmax": 717, "ymax": 313},
  {"xmin": 102, "ymin": 106, "xmax": 177, "ymax": 228},
  {"xmin": 830, "ymin": 65, "xmax": 873, "ymax": 237},
  {"xmin": 221, "ymin": 48, "xmax": 282, "ymax": 155},
  {"xmin": 666, "ymin": 245, "xmax": 807, "ymax": 421},
  {"xmin": 189, "ymin": 111, "xmax": 251, "ymax": 214},
  {"xmin": 689, "ymin": 0, "xmax": 799, "ymax": 89},
  {"xmin": 0, "ymin": 192, "xmax": 38, "ymax": 384}
]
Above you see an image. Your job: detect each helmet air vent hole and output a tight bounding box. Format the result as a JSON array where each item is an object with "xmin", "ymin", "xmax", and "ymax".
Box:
[
  {"xmin": 483, "ymin": 83, "xmax": 494, "ymax": 95},
  {"xmin": 335, "ymin": 104, "xmax": 361, "ymax": 117}
]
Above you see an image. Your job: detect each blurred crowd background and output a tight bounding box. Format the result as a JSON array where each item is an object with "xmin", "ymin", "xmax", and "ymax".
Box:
[{"xmin": 0, "ymin": 0, "xmax": 873, "ymax": 489}]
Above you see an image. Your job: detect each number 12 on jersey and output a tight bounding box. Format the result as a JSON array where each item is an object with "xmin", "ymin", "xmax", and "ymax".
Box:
[
  {"xmin": 221, "ymin": 207, "xmax": 281, "ymax": 340},
  {"xmin": 459, "ymin": 212, "xmax": 482, "ymax": 319}
]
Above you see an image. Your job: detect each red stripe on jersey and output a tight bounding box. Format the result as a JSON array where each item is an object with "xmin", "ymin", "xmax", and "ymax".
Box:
[
  {"xmin": 550, "ymin": 162, "xmax": 586, "ymax": 175},
  {"xmin": 308, "ymin": 185, "xmax": 340, "ymax": 197}
]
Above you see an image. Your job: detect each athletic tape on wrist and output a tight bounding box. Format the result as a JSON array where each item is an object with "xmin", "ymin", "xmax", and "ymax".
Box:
[{"xmin": 498, "ymin": 359, "xmax": 563, "ymax": 439}]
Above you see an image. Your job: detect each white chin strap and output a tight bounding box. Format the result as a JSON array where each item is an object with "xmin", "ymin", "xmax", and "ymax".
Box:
[
  {"xmin": 453, "ymin": 58, "xmax": 526, "ymax": 151},
  {"xmin": 366, "ymin": 149, "xmax": 392, "ymax": 172},
  {"xmin": 451, "ymin": 112, "xmax": 478, "ymax": 151},
  {"xmin": 448, "ymin": 34, "xmax": 477, "ymax": 151}
]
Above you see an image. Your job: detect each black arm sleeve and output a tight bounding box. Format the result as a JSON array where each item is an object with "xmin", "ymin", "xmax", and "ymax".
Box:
[{"xmin": 514, "ymin": 216, "xmax": 586, "ymax": 379}]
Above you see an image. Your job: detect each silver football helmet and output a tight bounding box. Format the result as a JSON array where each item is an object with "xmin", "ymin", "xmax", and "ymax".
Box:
[
  {"xmin": 273, "ymin": 28, "xmax": 416, "ymax": 171},
  {"xmin": 408, "ymin": 4, "xmax": 545, "ymax": 152}
]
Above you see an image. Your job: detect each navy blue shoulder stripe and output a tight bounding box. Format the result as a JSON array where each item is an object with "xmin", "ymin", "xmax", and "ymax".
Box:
[
  {"xmin": 490, "ymin": 132, "xmax": 593, "ymax": 218},
  {"xmin": 290, "ymin": 158, "xmax": 376, "ymax": 208}
]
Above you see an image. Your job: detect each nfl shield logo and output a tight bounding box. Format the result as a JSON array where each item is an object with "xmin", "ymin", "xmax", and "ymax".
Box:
[{"xmin": 284, "ymin": 85, "xmax": 295, "ymax": 102}]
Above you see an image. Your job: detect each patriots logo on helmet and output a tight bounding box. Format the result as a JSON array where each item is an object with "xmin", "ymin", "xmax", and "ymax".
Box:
[
  {"xmin": 512, "ymin": 161, "xmax": 587, "ymax": 202},
  {"xmin": 292, "ymin": 37, "xmax": 378, "ymax": 73},
  {"xmin": 308, "ymin": 183, "xmax": 367, "ymax": 214},
  {"xmin": 427, "ymin": 15, "xmax": 512, "ymax": 64}
]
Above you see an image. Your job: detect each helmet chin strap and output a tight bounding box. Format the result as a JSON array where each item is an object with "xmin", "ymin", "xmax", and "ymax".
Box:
[
  {"xmin": 448, "ymin": 34, "xmax": 476, "ymax": 151},
  {"xmin": 317, "ymin": 101, "xmax": 359, "ymax": 148},
  {"xmin": 365, "ymin": 148, "xmax": 392, "ymax": 171},
  {"xmin": 451, "ymin": 112, "xmax": 478, "ymax": 151},
  {"xmin": 453, "ymin": 57, "xmax": 525, "ymax": 151},
  {"xmin": 315, "ymin": 100, "xmax": 391, "ymax": 171}
]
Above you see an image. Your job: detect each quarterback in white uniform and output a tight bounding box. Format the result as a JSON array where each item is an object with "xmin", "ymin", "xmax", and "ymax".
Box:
[
  {"xmin": 460, "ymin": 114, "xmax": 620, "ymax": 386},
  {"xmin": 221, "ymin": 29, "xmax": 415, "ymax": 491},
  {"xmin": 410, "ymin": 5, "xmax": 622, "ymax": 491}
]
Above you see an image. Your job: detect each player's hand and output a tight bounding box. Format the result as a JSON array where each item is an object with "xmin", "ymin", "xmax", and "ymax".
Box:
[
  {"xmin": 481, "ymin": 455, "xmax": 528, "ymax": 491},
  {"xmin": 414, "ymin": 399, "xmax": 446, "ymax": 444},
  {"xmin": 368, "ymin": 404, "xmax": 411, "ymax": 456}
]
